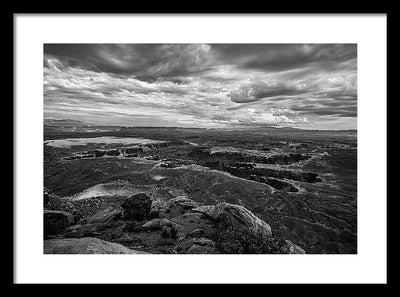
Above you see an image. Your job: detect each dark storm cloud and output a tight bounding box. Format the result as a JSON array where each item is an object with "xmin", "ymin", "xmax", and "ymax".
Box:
[
  {"xmin": 211, "ymin": 44, "xmax": 357, "ymax": 72},
  {"xmin": 229, "ymin": 80, "xmax": 310, "ymax": 103},
  {"xmin": 44, "ymin": 44, "xmax": 214, "ymax": 79},
  {"xmin": 44, "ymin": 43, "xmax": 356, "ymax": 78},
  {"xmin": 292, "ymin": 105, "xmax": 357, "ymax": 118}
]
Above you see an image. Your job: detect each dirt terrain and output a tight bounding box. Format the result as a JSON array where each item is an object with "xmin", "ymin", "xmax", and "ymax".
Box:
[{"xmin": 44, "ymin": 123, "xmax": 357, "ymax": 254}]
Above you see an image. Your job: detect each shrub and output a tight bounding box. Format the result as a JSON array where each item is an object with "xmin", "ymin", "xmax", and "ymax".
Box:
[
  {"xmin": 161, "ymin": 226, "xmax": 178, "ymax": 239},
  {"xmin": 157, "ymin": 237, "xmax": 176, "ymax": 246},
  {"xmin": 214, "ymin": 227, "xmax": 280, "ymax": 254},
  {"xmin": 96, "ymin": 222, "xmax": 114, "ymax": 231},
  {"xmin": 122, "ymin": 221, "xmax": 143, "ymax": 233},
  {"xmin": 170, "ymin": 227, "xmax": 178, "ymax": 239}
]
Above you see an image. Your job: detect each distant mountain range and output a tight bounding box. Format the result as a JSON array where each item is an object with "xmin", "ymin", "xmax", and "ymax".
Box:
[
  {"xmin": 247, "ymin": 126, "xmax": 357, "ymax": 132},
  {"xmin": 43, "ymin": 118, "xmax": 356, "ymax": 132},
  {"xmin": 44, "ymin": 118, "xmax": 90, "ymax": 126}
]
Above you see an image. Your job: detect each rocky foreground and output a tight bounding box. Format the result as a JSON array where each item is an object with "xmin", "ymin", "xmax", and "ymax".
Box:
[{"xmin": 44, "ymin": 188, "xmax": 305, "ymax": 254}]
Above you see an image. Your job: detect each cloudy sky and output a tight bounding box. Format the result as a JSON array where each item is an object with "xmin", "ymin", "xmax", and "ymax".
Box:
[{"xmin": 44, "ymin": 44, "xmax": 357, "ymax": 130}]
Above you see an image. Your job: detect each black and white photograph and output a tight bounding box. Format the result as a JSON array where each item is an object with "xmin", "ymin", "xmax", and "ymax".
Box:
[
  {"xmin": 13, "ymin": 14, "xmax": 387, "ymax": 284},
  {"xmin": 43, "ymin": 43, "xmax": 357, "ymax": 255}
]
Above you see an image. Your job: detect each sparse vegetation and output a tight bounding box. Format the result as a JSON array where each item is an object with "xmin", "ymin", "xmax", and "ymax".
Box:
[
  {"xmin": 214, "ymin": 227, "xmax": 281, "ymax": 254},
  {"xmin": 161, "ymin": 227, "xmax": 178, "ymax": 239},
  {"xmin": 122, "ymin": 221, "xmax": 143, "ymax": 233}
]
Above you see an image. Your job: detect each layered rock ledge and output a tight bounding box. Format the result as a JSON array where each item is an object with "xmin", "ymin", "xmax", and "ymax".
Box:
[{"xmin": 44, "ymin": 188, "xmax": 305, "ymax": 254}]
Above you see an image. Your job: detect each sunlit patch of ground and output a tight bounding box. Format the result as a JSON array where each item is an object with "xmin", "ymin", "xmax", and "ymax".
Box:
[
  {"xmin": 209, "ymin": 146, "xmax": 277, "ymax": 158},
  {"xmin": 151, "ymin": 175, "xmax": 167, "ymax": 181},
  {"xmin": 70, "ymin": 180, "xmax": 141, "ymax": 200}
]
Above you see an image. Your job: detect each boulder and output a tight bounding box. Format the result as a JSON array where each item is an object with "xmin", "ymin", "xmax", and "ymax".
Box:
[
  {"xmin": 192, "ymin": 205, "xmax": 217, "ymax": 217},
  {"xmin": 44, "ymin": 210, "xmax": 74, "ymax": 235},
  {"xmin": 141, "ymin": 218, "xmax": 178, "ymax": 230},
  {"xmin": 176, "ymin": 237, "xmax": 218, "ymax": 254},
  {"xmin": 64, "ymin": 222, "xmax": 122, "ymax": 239},
  {"xmin": 121, "ymin": 193, "xmax": 152, "ymax": 221},
  {"xmin": 189, "ymin": 228, "xmax": 206, "ymax": 237},
  {"xmin": 168, "ymin": 196, "xmax": 200, "ymax": 208},
  {"xmin": 193, "ymin": 237, "xmax": 216, "ymax": 248},
  {"xmin": 194, "ymin": 203, "xmax": 272, "ymax": 237},
  {"xmin": 160, "ymin": 196, "xmax": 200, "ymax": 218},
  {"xmin": 186, "ymin": 244, "xmax": 218, "ymax": 254},
  {"xmin": 84, "ymin": 205, "xmax": 122, "ymax": 224},
  {"xmin": 175, "ymin": 238, "xmax": 196, "ymax": 252},
  {"xmin": 44, "ymin": 237, "xmax": 148, "ymax": 254},
  {"xmin": 280, "ymin": 240, "xmax": 306, "ymax": 254},
  {"xmin": 150, "ymin": 198, "xmax": 167, "ymax": 217},
  {"xmin": 66, "ymin": 224, "xmax": 82, "ymax": 232}
]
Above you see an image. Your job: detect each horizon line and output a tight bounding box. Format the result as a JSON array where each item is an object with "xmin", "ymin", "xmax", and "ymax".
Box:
[{"xmin": 44, "ymin": 118, "xmax": 357, "ymax": 132}]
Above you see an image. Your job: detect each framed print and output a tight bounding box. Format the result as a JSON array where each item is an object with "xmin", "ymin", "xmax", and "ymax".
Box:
[{"xmin": 14, "ymin": 14, "xmax": 387, "ymax": 284}]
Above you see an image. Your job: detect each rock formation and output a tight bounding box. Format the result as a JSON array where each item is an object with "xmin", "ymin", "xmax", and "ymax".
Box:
[
  {"xmin": 121, "ymin": 193, "xmax": 152, "ymax": 221},
  {"xmin": 44, "ymin": 237, "xmax": 148, "ymax": 254},
  {"xmin": 44, "ymin": 210, "xmax": 74, "ymax": 236},
  {"xmin": 43, "ymin": 188, "xmax": 305, "ymax": 254}
]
